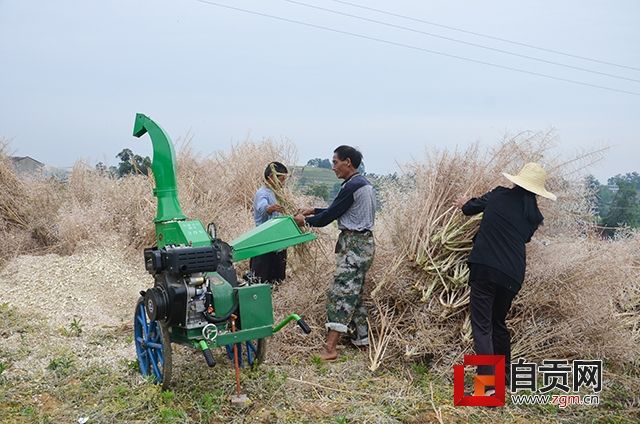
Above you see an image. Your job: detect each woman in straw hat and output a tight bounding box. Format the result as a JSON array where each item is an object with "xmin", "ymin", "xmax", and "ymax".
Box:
[{"xmin": 454, "ymin": 162, "xmax": 556, "ymax": 389}]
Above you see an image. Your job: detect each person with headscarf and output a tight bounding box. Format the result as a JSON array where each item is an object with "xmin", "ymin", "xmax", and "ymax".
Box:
[{"xmin": 250, "ymin": 161, "xmax": 289, "ymax": 285}]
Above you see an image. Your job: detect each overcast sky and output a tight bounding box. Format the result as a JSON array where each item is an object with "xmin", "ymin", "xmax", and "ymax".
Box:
[{"xmin": 1, "ymin": 0, "xmax": 638, "ymax": 181}]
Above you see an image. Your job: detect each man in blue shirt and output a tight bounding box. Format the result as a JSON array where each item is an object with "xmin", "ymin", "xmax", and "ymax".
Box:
[
  {"xmin": 250, "ymin": 161, "xmax": 289, "ymax": 285},
  {"xmin": 294, "ymin": 146, "xmax": 375, "ymax": 361}
]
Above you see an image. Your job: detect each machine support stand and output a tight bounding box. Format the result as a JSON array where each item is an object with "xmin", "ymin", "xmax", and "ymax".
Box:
[{"xmin": 229, "ymin": 315, "xmax": 249, "ymax": 405}]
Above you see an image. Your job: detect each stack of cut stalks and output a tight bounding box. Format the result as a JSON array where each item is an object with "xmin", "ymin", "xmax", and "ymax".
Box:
[{"xmin": 367, "ymin": 131, "xmax": 640, "ymax": 371}]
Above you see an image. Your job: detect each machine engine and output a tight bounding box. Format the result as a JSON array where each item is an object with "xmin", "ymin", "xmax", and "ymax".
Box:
[{"xmin": 142, "ymin": 240, "xmax": 237, "ymax": 329}]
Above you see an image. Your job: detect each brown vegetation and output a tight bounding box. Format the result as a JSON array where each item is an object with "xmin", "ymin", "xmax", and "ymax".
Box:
[
  {"xmin": 0, "ymin": 133, "xmax": 638, "ymax": 375},
  {"xmin": 369, "ymin": 131, "xmax": 639, "ymax": 373}
]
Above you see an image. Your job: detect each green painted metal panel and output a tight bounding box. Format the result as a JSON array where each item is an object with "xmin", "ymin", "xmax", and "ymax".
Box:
[
  {"xmin": 237, "ymin": 284, "xmax": 273, "ymax": 329},
  {"xmin": 169, "ymin": 325, "xmax": 272, "ymax": 346},
  {"xmin": 176, "ymin": 221, "xmax": 211, "ymax": 247},
  {"xmin": 155, "ymin": 222, "xmax": 185, "ymax": 248},
  {"xmin": 209, "ymin": 273, "xmax": 235, "ymax": 317},
  {"xmin": 216, "ymin": 326, "xmax": 273, "ymax": 346},
  {"xmin": 230, "ymin": 216, "xmax": 316, "ymax": 261},
  {"xmin": 169, "ymin": 326, "xmax": 203, "ymax": 344},
  {"xmin": 155, "ymin": 220, "xmax": 211, "ymax": 248}
]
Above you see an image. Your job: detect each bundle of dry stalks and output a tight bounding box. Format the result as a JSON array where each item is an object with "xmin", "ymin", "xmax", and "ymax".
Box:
[
  {"xmin": 56, "ymin": 162, "xmax": 154, "ymax": 253},
  {"xmin": 0, "ymin": 143, "xmax": 30, "ymax": 266},
  {"xmin": 177, "ymin": 137, "xmax": 298, "ymax": 236},
  {"xmin": 0, "ymin": 141, "xmax": 29, "ymax": 230},
  {"xmin": 511, "ymin": 236, "xmax": 640, "ymax": 363},
  {"xmin": 53, "ymin": 138, "xmax": 304, "ymax": 253},
  {"xmin": 368, "ymin": 131, "xmax": 638, "ymax": 371},
  {"xmin": 0, "ymin": 142, "xmax": 66, "ymax": 265}
]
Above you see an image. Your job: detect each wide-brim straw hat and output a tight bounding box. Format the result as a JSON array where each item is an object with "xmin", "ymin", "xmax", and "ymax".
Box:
[{"xmin": 502, "ymin": 162, "xmax": 557, "ymax": 201}]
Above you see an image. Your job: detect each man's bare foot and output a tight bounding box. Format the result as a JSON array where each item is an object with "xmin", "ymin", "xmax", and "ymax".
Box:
[
  {"xmin": 318, "ymin": 348, "xmax": 338, "ymax": 361},
  {"xmin": 317, "ymin": 330, "xmax": 341, "ymax": 361}
]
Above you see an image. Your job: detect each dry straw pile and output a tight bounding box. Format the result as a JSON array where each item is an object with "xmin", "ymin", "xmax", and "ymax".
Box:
[
  {"xmin": 369, "ymin": 131, "xmax": 639, "ymax": 372},
  {"xmin": 0, "ymin": 140, "xmax": 64, "ymax": 266},
  {"xmin": 1, "ymin": 133, "xmax": 638, "ymax": 375}
]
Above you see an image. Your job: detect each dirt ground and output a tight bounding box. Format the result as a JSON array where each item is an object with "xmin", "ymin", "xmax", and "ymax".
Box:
[{"xmin": 1, "ymin": 246, "xmax": 638, "ymax": 423}]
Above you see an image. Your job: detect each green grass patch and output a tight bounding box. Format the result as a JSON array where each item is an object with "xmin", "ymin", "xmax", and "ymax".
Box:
[
  {"xmin": 0, "ymin": 302, "xmax": 35, "ymax": 336},
  {"xmin": 47, "ymin": 353, "xmax": 75, "ymax": 377},
  {"xmin": 310, "ymin": 354, "xmax": 329, "ymax": 376},
  {"xmin": 158, "ymin": 406, "xmax": 185, "ymax": 423},
  {"xmin": 199, "ymin": 389, "xmax": 226, "ymax": 417},
  {"xmin": 58, "ymin": 317, "xmax": 84, "ymax": 338}
]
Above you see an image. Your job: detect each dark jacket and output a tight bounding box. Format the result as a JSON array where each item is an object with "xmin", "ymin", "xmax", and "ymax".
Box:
[
  {"xmin": 462, "ymin": 186, "xmax": 543, "ymax": 292},
  {"xmin": 305, "ymin": 173, "xmax": 375, "ymax": 230}
]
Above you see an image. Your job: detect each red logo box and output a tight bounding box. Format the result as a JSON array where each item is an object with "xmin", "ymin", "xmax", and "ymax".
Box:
[{"xmin": 453, "ymin": 355, "xmax": 506, "ymax": 407}]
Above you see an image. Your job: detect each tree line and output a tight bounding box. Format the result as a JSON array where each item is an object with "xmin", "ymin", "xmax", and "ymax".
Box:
[
  {"xmin": 95, "ymin": 149, "xmax": 152, "ymax": 178},
  {"xmin": 587, "ymin": 172, "xmax": 640, "ymax": 231}
]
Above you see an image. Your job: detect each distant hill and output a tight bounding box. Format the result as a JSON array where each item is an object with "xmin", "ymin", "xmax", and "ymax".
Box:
[
  {"xmin": 292, "ymin": 166, "xmax": 339, "ymax": 186},
  {"xmin": 291, "ymin": 166, "xmax": 341, "ymax": 201}
]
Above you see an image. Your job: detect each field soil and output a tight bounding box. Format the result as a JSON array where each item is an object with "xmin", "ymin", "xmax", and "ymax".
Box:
[{"xmin": 1, "ymin": 246, "xmax": 638, "ymax": 423}]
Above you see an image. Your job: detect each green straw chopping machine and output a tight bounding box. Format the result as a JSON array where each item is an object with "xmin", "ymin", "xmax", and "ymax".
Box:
[{"xmin": 132, "ymin": 113, "xmax": 315, "ymax": 389}]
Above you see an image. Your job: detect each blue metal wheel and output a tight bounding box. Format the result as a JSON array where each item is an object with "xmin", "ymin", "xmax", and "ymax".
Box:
[{"xmin": 134, "ymin": 297, "xmax": 172, "ymax": 389}]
